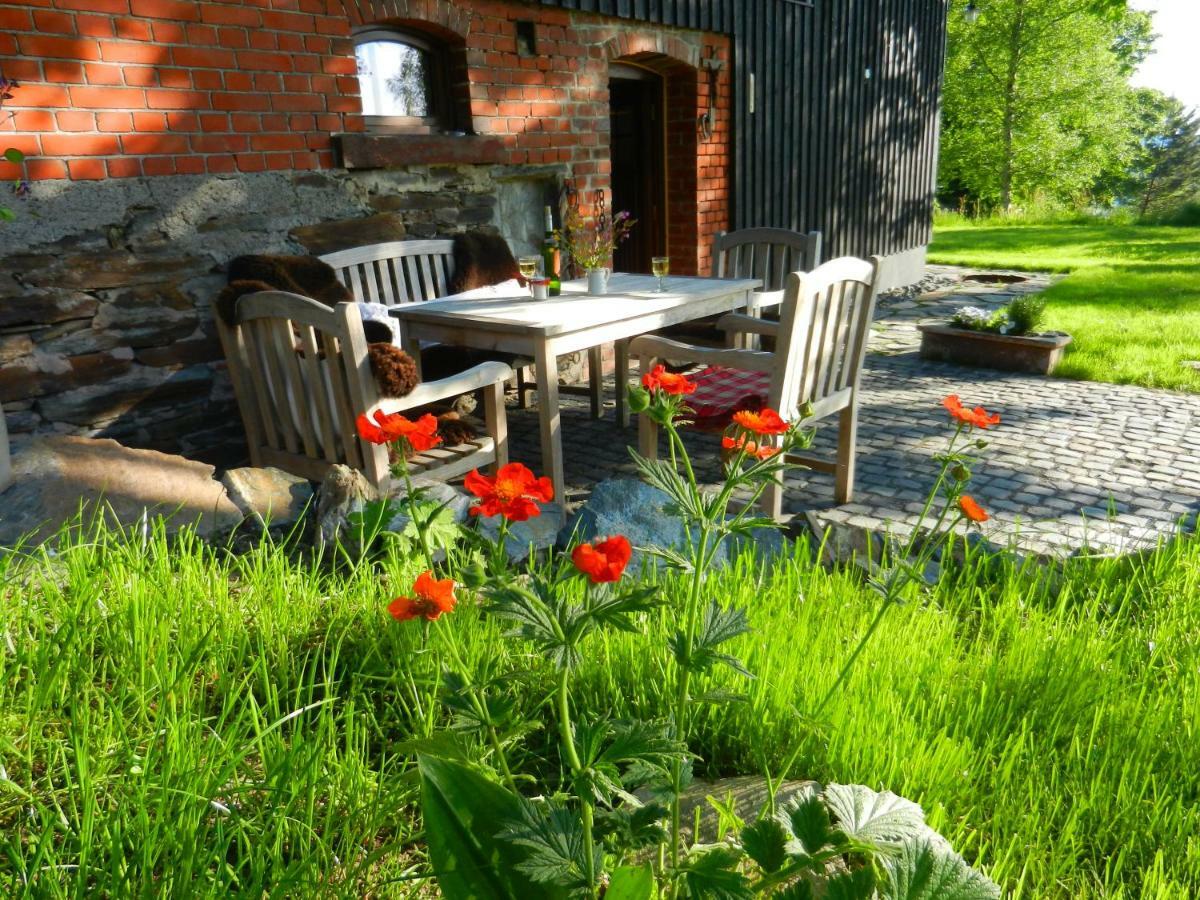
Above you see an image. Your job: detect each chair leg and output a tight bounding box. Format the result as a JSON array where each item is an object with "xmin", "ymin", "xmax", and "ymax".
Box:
[
  {"xmin": 834, "ymin": 405, "xmax": 857, "ymax": 504},
  {"xmin": 484, "ymin": 380, "xmax": 508, "ymax": 472},
  {"xmin": 516, "ymin": 367, "xmax": 532, "ymax": 409}
]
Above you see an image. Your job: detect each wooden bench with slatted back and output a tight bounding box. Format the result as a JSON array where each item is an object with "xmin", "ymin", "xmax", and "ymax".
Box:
[{"xmin": 318, "ymin": 241, "xmax": 535, "ymax": 403}]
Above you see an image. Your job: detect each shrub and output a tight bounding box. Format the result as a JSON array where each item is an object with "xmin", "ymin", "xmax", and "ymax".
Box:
[{"xmin": 1006, "ymin": 294, "xmax": 1047, "ymax": 335}]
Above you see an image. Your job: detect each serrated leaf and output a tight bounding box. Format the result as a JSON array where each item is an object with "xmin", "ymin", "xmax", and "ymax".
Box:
[
  {"xmin": 823, "ymin": 783, "xmax": 926, "ymax": 848},
  {"xmin": 674, "ymin": 602, "xmax": 753, "ymax": 678},
  {"xmin": 499, "ymin": 799, "xmax": 602, "ymax": 893},
  {"xmin": 824, "ymin": 866, "xmax": 879, "ymax": 900},
  {"xmin": 884, "ymin": 839, "xmax": 1000, "ymax": 900},
  {"xmin": 598, "ymin": 720, "xmax": 686, "ymax": 768},
  {"xmin": 594, "ymin": 803, "xmax": 668, "ymax": 850},
  {"xmin": 585, "ymin": 584, "xmax": 665, "ymax": 633},
  {"xmin": 679, "ymin": 845, "xmax": 753, "ymax": 900},
  {"xmin": 776, "ymin": 787, "xmax": 834, "ymax": 855},
  {"xmin": 606, "ymin": 864, "xmax": 655, "ymax": 900},
  {"xmin": 740, "ymin": 816, "xmax": 790, "ymax": 873}
]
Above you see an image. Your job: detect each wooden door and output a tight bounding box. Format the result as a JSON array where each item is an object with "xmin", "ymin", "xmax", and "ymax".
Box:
[{"xmin": 609, "ymin": 65, "xmax": 666, "ymax": 274}]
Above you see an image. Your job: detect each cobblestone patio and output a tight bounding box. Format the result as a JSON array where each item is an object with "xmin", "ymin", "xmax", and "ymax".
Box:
[{"xmin": 506, "ymin": 266, "xmax": 1200, "ymax": 556}]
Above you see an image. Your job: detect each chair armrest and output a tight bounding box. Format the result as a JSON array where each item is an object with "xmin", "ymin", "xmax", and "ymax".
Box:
[
  {"xmin": 716, "ymin": 313, "xmax": 781, "ymax": 338},
  {"xmin": 628, "ymin": 334, "xmax": 775, "ymax": 373},
  {"xmin": 747, "ymin": 289, "xmax": 785, "ymax": 311},
  {"xmin": 373, "ymin": 361, "xmax": 514, "ymax": 413}
]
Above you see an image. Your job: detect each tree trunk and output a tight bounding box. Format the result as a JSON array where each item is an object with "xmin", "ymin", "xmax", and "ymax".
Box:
[{"xmin": 1000, "ymin": 1, "xmax": 1026, "ymax": 212}]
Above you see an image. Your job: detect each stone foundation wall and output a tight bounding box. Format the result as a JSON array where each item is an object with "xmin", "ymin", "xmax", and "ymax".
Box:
[{"xmin": 0, "ymin": 164, "xmax": 558, "ymax": 466}]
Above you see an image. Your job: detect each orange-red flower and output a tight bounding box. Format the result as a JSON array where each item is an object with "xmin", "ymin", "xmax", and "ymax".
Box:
[
  {"xmin": 731, "ymin": 407, "xmax": 789, "ymax": 436},
  {"xmin": 942, "ymin": 395, "xmax": 1000, "ymax": 430},
  {"xmin": 571, "ymin": 535, "xmax": 633, "ymax": 584},
  {"xmin": 642, "ymin": 364, "xmax": 697, "ymax": 396},
  {"xmin": 465, "ymin": 462, "xmax": 554, "ymax": 521},
  {"xmin": 356, "ymin": 410, "xmax": 442, "ymax": 452},
  {"xmin": 388, "ymin": 571, "xmax": 457, "ymax": 622},
  {"xmin": 958, "ymin": 495, "xmax": 989, "ymax": 523},
  {"xmin": 721, "ymin": 434, "xmax": 780, "ymax": 460}
]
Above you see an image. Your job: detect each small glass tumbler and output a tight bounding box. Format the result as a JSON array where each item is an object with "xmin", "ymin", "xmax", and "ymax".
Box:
[
  {"xmin": 518, "ymin": 256, "xmax": 540, "ymax": 295},
  {"xmin": 651, "ymin": 256, "xmax": 670, "ymax": 292}
]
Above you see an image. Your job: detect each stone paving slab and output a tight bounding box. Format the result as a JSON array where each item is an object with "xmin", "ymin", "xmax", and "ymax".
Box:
[{"xmin": 504, "ymin": 266, "xmax": 1200, "ymax": 557}]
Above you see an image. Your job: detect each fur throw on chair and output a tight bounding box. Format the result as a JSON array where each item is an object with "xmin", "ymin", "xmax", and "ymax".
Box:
[
  {"xmin": 447, "ymin": 232, "xmax": 526, "ymax": 294},
  {"xmin": 216, "ymin": 254, "xmax": 473, "ymax": 449}
]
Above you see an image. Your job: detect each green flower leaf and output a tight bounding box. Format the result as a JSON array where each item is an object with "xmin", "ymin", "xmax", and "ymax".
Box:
[
  {"xmin": 740, "ymin": 816, "xmax": 791, "ymax": 873},
  {"xmin": 823, "ymin": 783, "xmax": 926, "ymax": 849},
  {"xmin": 3, "ymin": 148, "xmax": 24, "ymax": 163},
  {"xmin": 883, "ymin": 839, "xmax": 1000, "ymax": 900},
  {"xmin": 678, "ymin": 845, "xmax": 753, "ymax": 900},
  {"xmin": 776, "ymin": 786, "xmax": 834, "ymax": 855},
  {"xmin": 606, "ymin": 864, "xmax": 655, "ymax": 900}
]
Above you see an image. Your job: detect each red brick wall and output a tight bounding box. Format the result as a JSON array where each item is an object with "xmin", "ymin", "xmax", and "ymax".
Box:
[{"xmin": 1, "ymin": 0, "xmax": 730, "ymax": 271}]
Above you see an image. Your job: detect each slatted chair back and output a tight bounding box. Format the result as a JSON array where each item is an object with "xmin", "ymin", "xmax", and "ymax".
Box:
[
  {"xmin": 320, "ymin": 240, "xmax": 456, "ymax": 306},
  {"xmin": 713, "ymin": 228, "xmax": 822, "ymax": 296},
  {"xmin": 770, "ymin": 256, "xmax": 881, "ymax": 423},
  {"xmin": 216, "ymin": 290, "xmax": 390, "ymax": 486}
]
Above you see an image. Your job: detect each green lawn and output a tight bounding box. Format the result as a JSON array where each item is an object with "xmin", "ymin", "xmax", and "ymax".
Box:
[
  {"xmin": 928, "ymin": 223, "xmax": 1200, "ymax": 392},
  {"xmin": 2, "ymin": 521, "xmax": 1198, "ymax": 897}
]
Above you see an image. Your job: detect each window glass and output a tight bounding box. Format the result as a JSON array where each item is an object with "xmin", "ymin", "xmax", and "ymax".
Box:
[{"xmin": 355, "ymin": 39, "xmax": 432, "ymax": 118}]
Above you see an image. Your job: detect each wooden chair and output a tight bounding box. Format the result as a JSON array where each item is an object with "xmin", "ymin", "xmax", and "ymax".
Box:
[
  {"xmin": 629, "ymin": 256, "xmax": 881, "ymax": 518},
  {"xmin": 217, "ymin": 290, "xmax": 511, "ymax": 490},
  {"xmin": 614, "ymin": 228, "xmax": 823, "ymax": 424},
  {"xmin": 318, "ymin": 240, "xmax": 539, "ymax": 406},
  {"xmin": 713, "ymin": 227, "xmax": 823, "ymax": 316}
]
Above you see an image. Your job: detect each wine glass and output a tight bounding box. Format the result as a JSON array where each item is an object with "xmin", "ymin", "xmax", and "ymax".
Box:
[
  {"xmin": 651, "ymin": 256, "xmax": 670, "ymax": 292},
  {"xmin": 518, "ymin": 256, "xmax": 540, "ymax": 295}
]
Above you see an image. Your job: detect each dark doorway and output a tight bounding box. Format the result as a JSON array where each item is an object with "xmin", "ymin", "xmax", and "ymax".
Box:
[{"xmin": 609, "ymin": 64, "xmax": 666, "ymax": 274}]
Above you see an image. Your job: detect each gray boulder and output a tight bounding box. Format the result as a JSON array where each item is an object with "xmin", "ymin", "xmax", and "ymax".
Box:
[
  {"xmin": 569, "ymin": 478, "xmax": 787, "ymax": 575},
  {"xmin": 221, "ymin": 465, "xmax": 313, "ymax": 531},
  {"xmin": 477, "ymin": 502, "xmax": 567, "ymax": 562}
]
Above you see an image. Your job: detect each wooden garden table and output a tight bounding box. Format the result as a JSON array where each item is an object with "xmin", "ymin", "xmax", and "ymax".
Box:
[{"xmin": 388, "ymin": 273, "xmax": 761, "ymax": 503}]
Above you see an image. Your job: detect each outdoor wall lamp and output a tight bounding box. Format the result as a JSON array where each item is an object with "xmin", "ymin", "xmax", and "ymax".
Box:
[{"xmin": 963, "ymin": 1, "xmax": 981, "ymax": 23}]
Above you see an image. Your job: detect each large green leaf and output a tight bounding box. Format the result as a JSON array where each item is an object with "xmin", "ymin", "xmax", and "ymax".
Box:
[
  {"xmin": 884, "ymin": 840, "xmax": 1000, "ymax": 900},
  {"xmin": 823, "ymin": 867, "xmax": 879, "ymax": 900},
  {"xmin": 606, "ymin": 864, "xmax": 655, "ymax": 900},
  {"xmin": 418, "ymin": 754, "xmax": 556, "ymax": 900},
  {"xmin": 823, "ymin": 784, "xmax": 926, "ymax": 848}
]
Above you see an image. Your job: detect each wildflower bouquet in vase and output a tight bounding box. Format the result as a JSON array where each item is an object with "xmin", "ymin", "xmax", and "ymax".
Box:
[{"xmin": 562, "ymin": 203, "xmax": 636, "ymax": 294}]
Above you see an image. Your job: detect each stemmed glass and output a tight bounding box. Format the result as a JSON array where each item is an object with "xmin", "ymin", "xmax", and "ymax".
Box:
[
  {"xmin": 518, "ymin": 256, "xmax": 540, "ymax": 296},
  {"xmin": 651, "ymin": 256, "xmax": 670, "ymax": 293}
]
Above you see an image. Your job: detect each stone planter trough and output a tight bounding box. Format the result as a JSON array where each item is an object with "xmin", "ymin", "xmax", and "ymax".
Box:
[{"xmin": 918, "ymin": 323, "xmax": 1072, "ymax": 375}]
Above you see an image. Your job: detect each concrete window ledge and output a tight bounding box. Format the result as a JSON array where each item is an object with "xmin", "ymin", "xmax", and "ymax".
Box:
[{"xmin": 334, "ymin": 133, "xmax": 506, "ymax": 169}]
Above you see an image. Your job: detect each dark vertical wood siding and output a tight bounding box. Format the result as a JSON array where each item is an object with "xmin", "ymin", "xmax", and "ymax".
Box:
[{"xmin": 538, "ymin": 0, "xmax": 947, "ymax": 259}]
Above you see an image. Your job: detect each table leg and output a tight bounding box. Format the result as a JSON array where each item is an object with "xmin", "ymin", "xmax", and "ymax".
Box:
[
  {"xmin": 534, "ymin": 342, "xmax": 566, "ymax": 506},
  {"xmin": 587, "ymin": 345, "xmax": 603, "ymax": 419},
  {"xmin": 615, "ymin": 338, "xmax": 630, "ymax": 428}
]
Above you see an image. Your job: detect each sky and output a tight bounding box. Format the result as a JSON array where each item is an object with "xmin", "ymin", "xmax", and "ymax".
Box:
[{"xmin": 1129, "ymin": 0, "xmax": 1200, "ymax": 112}]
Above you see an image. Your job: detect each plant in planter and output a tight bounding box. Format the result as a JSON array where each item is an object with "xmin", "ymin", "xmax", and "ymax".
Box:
[
  {"xmin": 922, "ymin": 293, "xmax": 1070, "ymax": 375},
  {"xmin": 355, "ymin": 386, "xmax": 1005, "ymax": 898},
  {"xmin": 562, "ymin": 203, "xmax": 636, "ymax": 295}
]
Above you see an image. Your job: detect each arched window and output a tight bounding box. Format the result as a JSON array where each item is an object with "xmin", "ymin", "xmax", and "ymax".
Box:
[{"xmin": 353, "ymin": 27, "xmax": 455, "ymax": 134}]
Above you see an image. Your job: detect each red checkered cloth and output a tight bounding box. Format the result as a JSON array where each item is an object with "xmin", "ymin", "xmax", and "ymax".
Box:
[{"xmin": 685, "ymin": 366, "xmax": 772, "ymax": 432}]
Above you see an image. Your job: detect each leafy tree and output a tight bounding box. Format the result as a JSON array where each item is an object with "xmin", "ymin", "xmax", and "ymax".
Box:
[
  {"xmin": 939, "ymin": 0, "xmax": 1145, "ymax": 211},
  {"xmin": 1122, "ymin": 89, "xmax": 1200, "ymax": 218}
]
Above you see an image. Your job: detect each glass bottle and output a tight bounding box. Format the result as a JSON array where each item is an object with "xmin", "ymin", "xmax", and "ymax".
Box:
[{"xmin": 542, "ymin": 205, "xmax": 562, "ymax": 297}]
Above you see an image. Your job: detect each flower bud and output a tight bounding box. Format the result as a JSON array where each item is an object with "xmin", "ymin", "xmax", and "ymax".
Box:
[
  {"xmin": 627, "ymin": 385, "xmax": 650, "ymax": 414},
  {"xmin": 951, "ymin": 463, "xmax": 971, "ymax": 482}
]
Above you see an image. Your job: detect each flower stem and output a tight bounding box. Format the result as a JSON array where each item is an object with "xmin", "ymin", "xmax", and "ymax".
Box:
[
  {"xmin": 557, "ymin": 665, "xmax": 597, "ymax": 898},
  {"xmin": 397, "ymin": 449, "xmax": 436, "ymax": 573}
]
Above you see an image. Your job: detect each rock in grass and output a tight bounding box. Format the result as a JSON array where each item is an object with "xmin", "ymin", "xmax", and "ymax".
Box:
[
  {"xmin": 314, "ymin": 464, "xmax": 377, "ymax": 550},
  {"xmin": 0, "ymin": 434, "xmax": 242, "ymax": 547},
  {"xmin": 477, "ymin": 502, "xmax": 566, "ymax": 562},
  {"xmin": 569, "ymin": 478, "xmax": 786, "ymax": 575},
  {"xmin": 221, "ymin": 465, "xmax": 313, "ymax": 531}
]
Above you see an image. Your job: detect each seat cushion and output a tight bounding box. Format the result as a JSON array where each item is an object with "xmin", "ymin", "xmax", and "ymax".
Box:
[{"xmin": 686, "ymin": 366, "xmax": 772, "ymax": 432}]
